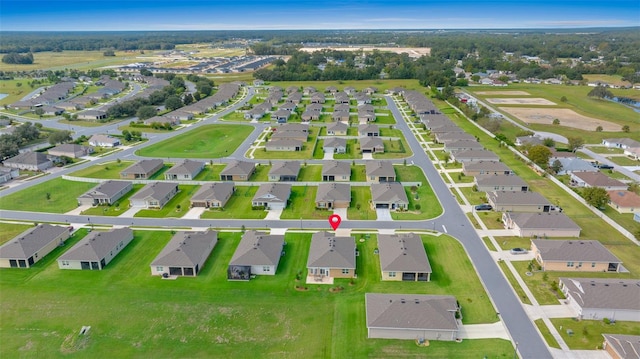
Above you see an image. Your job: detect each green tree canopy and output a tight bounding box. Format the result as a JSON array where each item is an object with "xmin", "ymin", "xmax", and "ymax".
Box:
[
  {"xmin": 136, "ymin": 105, "xmax": 157, "ymax": 120},
  {"xmin": 567, "ymin": 137, "xmax": 585, "ymax": 152},
  {"xmin": 528, "ymin": 145, "xmax": 552, "ymax": 169},
  {"xmin": 582, "ymin": 187, "xmax": 609, "ymax": 209},
  {"xmin": 587, "ymin": 86, "xmax": 613, "ymax": 99}
]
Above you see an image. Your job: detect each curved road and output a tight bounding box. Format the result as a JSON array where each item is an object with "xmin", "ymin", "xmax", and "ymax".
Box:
[{"xmin": 0, "ymin": 89, "xmax": 552, "ymax": 358}]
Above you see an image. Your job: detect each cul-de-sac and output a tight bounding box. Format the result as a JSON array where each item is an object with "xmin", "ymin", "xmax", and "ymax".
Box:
[{"xmin": 0, "ymin": 20, "xmax": 639, "ymax": 359}]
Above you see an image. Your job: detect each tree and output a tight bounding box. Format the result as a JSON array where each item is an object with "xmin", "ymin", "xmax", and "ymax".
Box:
[
  {"xmin": 628, "ymin": 182, "xmax": 640, "ymax": 195},
  {"xmin": 164, "ymin": 95, "xmax": 183, "ymax": 111},
  {"xmin": 622, "ymin": 125, "xmax": 630, "ymax": 133},
  {"xmin": 542, "ymin": 137, "xmax": 555, "ymax": 147},
  {"xmin": 567, "ymin": 137, "xmax": 585, "ymax": 152},
  {"xmin": 528, "ymin": 145, "xmax": 552, "ymax": 169},
  {"xmin": 560, "ymin": 96, "xmax": 568, "ymax": 102},
  {"xmin": 183, "ymin": 93, "xmax": 194, "ymax": 105},
  {"xmin": 48, "ymin": 130, "xmax": 72, "ymax": 145},
  {"xmin": 140, "ymin": 68, "xmax": 153, "ymax": 76},
  {"xmin": 582, "ymin": 187, "xmax": 609, "ymax": 209},
  {"xmin": 550, "ymin": 159, "xmax": 563, "ymax": 174},
  {"xmin": 587, "ymin": 86, "xmax": 613, "ymax": 99},
  {"xmin": 103, "ymin": 50, "xmax": 116, "ymax": 56},
  {"xmin": 595, "ymin": 125, "xmax": 603, "ymax": 132},
  {"xmin": 34, "ymin": 108, "xmax": 44, "ymax": 118},
  {"xmin": 136, "ymin": 105, "xmax": 157, "ymax": 120},
  {"xmin": 552, "ymin": 118, "xmax": 560, "ymax": 125}
]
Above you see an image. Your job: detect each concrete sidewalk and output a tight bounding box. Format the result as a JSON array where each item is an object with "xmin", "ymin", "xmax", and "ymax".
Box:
[
  {"xmin": 120, "ymin": 207, "xmax": 142, "ymax": 218},
  {"xmin": 66, "ymin": 205, "xmax": 92, "ymax": 215}
]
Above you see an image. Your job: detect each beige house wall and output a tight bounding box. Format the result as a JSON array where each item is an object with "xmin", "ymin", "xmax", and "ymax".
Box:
[{"xmin": 329, "ymin": 268, "xmax": 355, "ymax": 278}]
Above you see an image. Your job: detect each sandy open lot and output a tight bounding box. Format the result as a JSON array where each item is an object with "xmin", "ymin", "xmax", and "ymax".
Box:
[
  {"xmin": 475, "ymin": 91, "xmax": 531, "ymax": 95},
  {"xmin": 499, "ymin": 107, "xmax": 621, "ymax": 132},
  {"xmin": 486, "ymin": 98, "xmax": 557, "ymax": 105},
  {"xmin": 299, "ymin": 47, "xmax": 430, "ymax": 58}
]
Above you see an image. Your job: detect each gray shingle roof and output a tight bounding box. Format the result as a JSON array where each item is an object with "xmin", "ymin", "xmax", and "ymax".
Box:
[
  {"xmin": 151, "ymin": 231, "xmax": 218, "ymax": 267},
  {"xmin": 0, "ymin": 224, "xmax": 68, "ymax": 259},
  {"xmin": 4, "ymin": 152, "xmax": 51, "ymax": 166},
  {"xmin": 229, "ymin": 230, "xmax": 284, "ymax": 266},
  {"xmin": 253, "ymin": 183, "xmax": 291, "ymax": 203},
  {"xmin": 475, "ymin": 174, "xmax": 527, "ymax": 187},
  {"xmin": 452, "ymin": 149, "xmax": 500, "ymax": 161},
  {"xmin": 360, "ymin": 136, "xmax": 384, "ymax": 149},
  {"xmin": 307, "ymin": 232, "xmax": 355, "ymax": 269},
  {"xmin": 366, "ymin": 293, "xmax": 459, "ymax": 331},
  {"xmin": 378, "ymin": 233, "xmax": 431, "ymax": 273},
  {"xmin": 327, "ymin": 122, "xmax": 348, "ymax": 132},
  {"xmin": 371, "ymin": 182, "xmax": 408, "ymax": 203},
  {"xmin": 487, "ymin": 191, "xmax": 551, "ymax": 206},
  {"xmin": 324, "ymin": 137, "xmax": 347, "ymax": 148},
  {"xmin": 268, "ymin": 161, "xmax": 301, "ymax": 177},
  {"xmin": 533, "ymin": 240, "xmax": 621, "ymax": 263},
  {"xmin": 506, "ymin": 212, "xmax": 580, "ymax": 231},
  {"xmin": 366, "ymin": 161, "xmax": 395, "ymax": 177},
  {"xmin": 602, "ymin": 334, "xmax": 640, "ymax": 359},
  {"xmin": 322, "ymin": 161, "xmax": 350, "ymax": 176},
  {"xmin": 463, "ymin": 161, "xmax": 511, "ymax": 173},
  {"xmin": 79, "ymin": 180, "xmax": 132, "ymax": 200},
  {"xmin": 130, "ymin": 182, "xmax": 178, "ymax": 202},
  {"xmin": 165, "ymin": 159, "xmax": 204, "ymax": 176},
  {"xmin": 120, "ymin": 159, "xmax": 163, "ymax": 176},
  {"xmin": 58, "ymin": 228, "xmax": 133, "ymax": 261},
  {"xmin": 221, "ymin": 160, "xmax": 255, "ymax": 176},
  {"xmin": 191, "ymin": 182, "xmax": 235, "ymax": 203},
  {"xmin": 315, "ymin": 183, "xmax": 351, "ymax": 203},
  {"xmin": 572, "ymin": 172, "xmax": 626, "ymax": 188},
  {"xmin": 560, "ymin": 278, "xmax": 640, "ymax": 311}
]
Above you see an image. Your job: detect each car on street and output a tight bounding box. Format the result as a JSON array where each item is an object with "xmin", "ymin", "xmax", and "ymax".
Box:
[
  {"xmin": 598, "ymin": 164, "xmax": 614, "ymax": 169},
  {"xmin": 510, "ymin": 248, "xmax": 528, "ymax": 255},
  {"xmin": 474, "ymin": 204, "xmax": 493, "ymax": 211}
]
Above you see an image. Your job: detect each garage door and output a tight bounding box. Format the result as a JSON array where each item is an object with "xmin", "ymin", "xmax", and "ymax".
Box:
[{"xmin": 376, "ymin": 203, "xmax": 389, "ymax": 209}]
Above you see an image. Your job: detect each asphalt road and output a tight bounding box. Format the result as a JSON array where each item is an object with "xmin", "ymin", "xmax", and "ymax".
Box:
[{"xmin": 0, "ymin": 88, "xmax": 552, "ymax": 358}]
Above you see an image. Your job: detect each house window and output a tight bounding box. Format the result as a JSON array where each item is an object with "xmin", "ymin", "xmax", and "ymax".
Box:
[
  {"xmin": 567, "ymin": 262, "xmax": 574, "ymax": 267},
  {"xmin": 591, "ymin": 262, "xmax": 596, "ymax": 267},
  {"xmin": 577, "ymin": 262, "xmax": 582, "ymax": 268},
  {"xmin": 342, "ymin": 269, "xmax": 350, "ymax": 274},
  {"xmin": 156, "ymin": 266, "xmax": 163, "ymax": 272},
  {"xmin": 263, "ymin": 266, "xmax": 271, "ymax": 272},
  {"xmin": 388, "ymin": 272, "xmax": 396, "ymax": 277},
  {"xmin": 62, "ymin": 261, "xmax": 69, "ymax": 266}
]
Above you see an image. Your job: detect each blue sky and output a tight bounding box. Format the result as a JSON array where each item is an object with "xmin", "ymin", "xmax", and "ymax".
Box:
[{"xmin": 1, "ymin": 0, "xmax": 638, "ymax": 31}]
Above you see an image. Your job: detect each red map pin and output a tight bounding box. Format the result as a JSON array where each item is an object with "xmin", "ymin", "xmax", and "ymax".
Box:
[{"xmin": 328, "ymin": 214, "xmax": 342, "ymax": 230}]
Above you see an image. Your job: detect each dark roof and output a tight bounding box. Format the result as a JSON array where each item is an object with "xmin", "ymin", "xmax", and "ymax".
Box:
[
  {"xmin": 165, "ymin": 159, "xmax": 204, "ymax": 176},
  {"xmin": 322, "ymin": 161, "xmax": 350, "ymax": 176},
  {"xmin": 229, "ymin": 230, "xmax": 284, "ymax": 266},
  {"xmin": 560, "ymin": 278, "xmax": 640, "ymax": 311},
  {"xmin": 506, "ymin": 212, "xmax": 580, "ymax": 231},
  {"xmin": 221, "ymin": 160, "xmax": 255, "ymax": 176},
  {"xmin": 58, "ymin": 228, "xmax": 133, "ymax": 261},
  {"xmin": 0, "ymin": 224, "xmax": 68, "ymax": 259},
  {"xmin": 307, "ymin": 232, "xmax": 355, "ymax": 269},
  {"xmin": 121, "ymin": 159, "xmax": 163, "ymax": 175},
  {"xmin": 366, "ymin": 293, "xmax": 458, "ymax": 331},
  {"xmin": 533, "ymin": 240, "xmax": 620, "ymax": 263},
  {"xmin": 378, "ymin": 233, "xmax": 431, "ymax": 273},
  {"xmin": 191, "ymin": 182, "xmax": 235, "ymax": 203},
  {"xmin": 151, "ymin": 231, "xmax": 218, "ymax": 267}
]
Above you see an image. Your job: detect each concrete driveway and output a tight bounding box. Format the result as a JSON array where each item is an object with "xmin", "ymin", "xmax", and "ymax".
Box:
[
  {"xmin": 323, "ymin": 151, "xmax": 334, "ymax": 160},
  {"xmin": 333, "ymin": 207, "xmax": 347, "ymax": 220},
  {"xmin": 265, "ymin": 208, "xmax": 283, "ymax": 220},
  {"xmin": 375, "ymin": 208, "xmax": 392, "ymax": 221},
  {"xmin": 183, "ymin": 207, "xmax": 206, "ymax": 219}
]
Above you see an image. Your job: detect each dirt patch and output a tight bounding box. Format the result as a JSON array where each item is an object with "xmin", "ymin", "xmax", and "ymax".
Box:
[
  {"xmin": 499, "ymin": 107, "xmax": 621, "ymax": 131},
  {"xmin": 486, "ymin": 98, "xmax": 556, "ymax": 105},
  {"xmin": 475, "ymin": 91, "xmax": 531, "ymax": 95},
  {"xmin": 300, "ymin": 47, "xmax": 430, "ymax": 58}
]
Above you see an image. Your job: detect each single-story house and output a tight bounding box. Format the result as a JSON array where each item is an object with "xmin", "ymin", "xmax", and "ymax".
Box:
[
  {"xmin": 129, "ymin": 182, "xmax": 179, "ymax": 209},
  {"xmin": 486, "ymin": 191, "xmax": 552, "ymax": 212},
  {"xmin": 265, "ymin": 139, "xmax": 303, "ymax": 152},
  {"xmin": 58, "ymin": 228, "xmax": 134, "ymax": 270},
  {"xmin": 358, "ymin": 123, "xmax": 379, "ymax": 137},
  {"xmin": 332, "ymin": 110, "xmax": 350, "ymax": 122},
  {"xmin": 0, "ymin": 166, "xmax": 19, "ymax": 184},
  {"xmin": 531, "ymin": 239, "xmax": 622, "ymax": 272},
  {"xmin": 559, "ymin": 278, "xmax": 640, "ymax": 322},
  {"xmin": 378, "ymin": 233, "xmax": 431, "ymax": 281},
  {"xmin": 3, "ymin": 152, "xmax": 53, "ymax": 171},
  {"xmin": 77, "ymin": 180, "xmax": 133, "ymax": 206},
  {"xmin": 228, "ymin": 230, "xmax": 285, "ymax": 280},
  {"xmin": 190, "ymin": 182, "xmax": 235, "ymax": 208},
  {"xmin": 268, "ymin": 161, "xmax": 301, "ymax": 181},
  {"xmin": 503, "ymin": 212, "xmax": 581, "ymax": 238},
  {"xmin": 164, "ymin": 159, "xmax": 204, "ymax": 181},
  {"xmin": 77, "ymin": 109, "xmax": 107, "ymax": 121},
  {"xmin": 450, "ymin": 150, "xmax": 500, "ymax": 163},
  {"xmin": 310, "ymin": 93, "xmax": 325, "ymax": 103},
  {"xmin": 271, "ymin": 129, "xmax": 308, "ymax": 142},
  {"xmin": 371, "ymin": 182, "xmax": 409, "ymax": 210},
  {"xmin": 143, "ymin": 116, "xmax": 179, "ymax": 127},
  {"xmin": 549, "ymin": 157, "xmax": 599, "ymax": 175},
  {"xmin": 602, "ymin": 334, "xmax": 640, "ymax": 359},
  {"xmin": 365, "ymin": 293, "xmax": 460, "ymax": 341},
  {"xmin": 271, "ymin": 109, "xmax": 291, "ymax": 123},
  {"xmin": 570, "ymin": 172, "xmax": 627, "ymax": 191},
  {"xmin": 88, "ymin": 134, "xmax": 120, "ymax": 147},
  {"xmin": 252, "ymin": 183, "xmax": 291, "ymax": 210},
  {"xmin": 607, "ymin": 190, "xmax": 640, "ymax": 214},
  {"xmin": 326, "ymin": 122, "xmax": 348, "ymax": 136},
  {"xmin": 602, "ymin": 138, "xmax": 640, "ymax": 150},
  {"xmin": 315, "ymin": 183, "xmax": 351, "ymax": 209},
  {"xmin": 150, "ymin": 230, "xmax": 218, "ymax": 277},
  {"xmin": 220, "ymin": 160, "xmax": 255, "ymax": 181},
  {"xmin": 624, "ymin": 147, "xmax": 640, "ymax": 161},
  {"xmin": 48, "ymin": 144, "xmax": 93, "ymax": 158},
  {"xmin": 444, "ymin": 140, "xmax": 484, "ymax": 153},
  {"xmin": 366, "ymin": 161, "xmax": 396, "ymax": 182},
  {"xmin": 120, "ymin": 159, "xmax": 164, "ymax": 180},
  {"xmin": 515, "ymin": 135, "xmax": 544, "ymax": 146},
  {"xmin": 462, "ymin": 161, "xmax": 513, "ymax": 176},
  {"xmin": 307, "ymin": 232, "xmax": 356, "ymax": 280},
  {"xmin": 0, "ymin": 224, "xmax": 71, "ymax": 268},
  {"xmin": 360, "ymin": 136, "xmax": 384, "ymax": 153},
  {"xmin": 322, "ymin": 161, "xmax": 351, "ymax": 181},
  {"xmin": 245, "ymin": 106, "xmax": 268, "ymax": 120},
  {"xmin": 301, "ymin": 108, "xmax": 320, "ymax": 121},
  {"xmin": 434, "ymin": 132, "xmax": 476, "ymax": 144},
  {"xmin": 324, "ymin": 137, "xmax": 347, "ymax": 154},
  {"xmin": 474, "ymin": 174, "xmax": 529, "ymax": 192}
]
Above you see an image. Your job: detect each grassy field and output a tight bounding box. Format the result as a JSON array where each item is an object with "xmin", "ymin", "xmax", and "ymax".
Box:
[
  {"xmin": 192, "ymin": 164, "xmax": 227, "ymax": 181},
  {"xmin": 497, "ymin": 261, "xmax": 532, "ymax": 305},
  {"xmin": 252, "ymin": 128, "xmax": 319, "ymax": 160},
  {"xmin": 0, "ymin": 231, "xmax": 513, "ymax": 358},
  {"xmin": 0, "ymin": 229, "xmax": 511, "ymax": 358},
  {"xmin": 392, "ymin": 167, "xmax": 443, "ymax": 221},
  {"xmin": 134, "ymin": 185, "xmax": 199, "ymax": 218},
  {"xmin": 136, "ymin": 124, "xmax": 254, "ymax": 158},
  {"xmin": 0, "ymin": 222, "xmax": 33, "ymax": 245},
  {"xmin": 466, "ymin": 83, "xmax": 639, "ymax": 144},
  {"xmin": 551, "ymin": 318, "xmax": 640, "ymax": 350},
  {"xmin": 280, "ymin": 186, "xmax": 326, "ymax": 220},
  {"xmin": 0, "ymin": 79, "xmax": 52, "ymax": 105},
  {"xmin": 0, "ymin": 178, "xmax": 96, "ymax": 213},
  {"xmin": 0, "ymin": 50, "xmax": 142, "ymax": 72},
  {"xmin": 69, "ymin": 160, "xmax": 134, "ymax": 179},
  {"xmin": 200, "ymin": 186, "xmax": 266, "ymax": 220},
  {"xmin": 534, "ymin": 319, "xmax": 561, "ymax": 349},
  {"xmin": 346, "ymin": 186, "xmax": 377, "ymax": 220},
  {"xmin": 297, "ymin": 164, "xmax": 322, "ymax": 181}
]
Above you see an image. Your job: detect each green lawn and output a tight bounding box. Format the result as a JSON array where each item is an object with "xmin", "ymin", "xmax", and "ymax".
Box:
[
  {"xmin": 80, "ymin": 184, "xmax": 145, "ymax": 216},
  {"xmin": 608, "ymin": 156, "xmax": 639, "ymax": 166},
  {"xmin": 280, "ymin": 186, "xmax": 328, "ymax": 220},
  {"xmin": 298, "ymin": 164, "xmax": 322, "ymax": 181},
  {"xmin": 481, "ymin": 236, "xmax": 497, "ymax": 252},
  {"xmin": 0, "ymin": 229, "xmax": 511, "ymax": 358},
  {"xmin": 373, "ymin": 138, "xmax": 412, "ymax": 159},
  {"xmin": 134, "ymin": 185, "xmax": 199, "ymax": 218},
  {"xmin": 586, "ymin": 146, "xmax": 624, "ymax": 154},
  {"xmin": 551, "ymin": 318, "xmax": 640, "ymax": 350},
  {"xmin": 193, "ymin": 164, "xmax": 226, "ymax": 181},
  {"xmin": 0, "ymin": 178, "xmax": 96, "ymax": 213},
  {"xmin": 449, "ymin": 172, "xmax": 475, "ymax": 183},
  {"xmin": 495, "ymin": 236, "xmax": 533, "ymax": 250},
  {"xmin": 346, "ymin": 186, "xmax": 376, "ymax": 220},
  {"xmin": 332, "ymin": 140, "xmax": 360, "ymax": 160},
  {"xmin": 497, "ymin": 261, "xmax": 532, "ymax": 305},
  {"xmin": 459, "ymin": 187, "xmax": 487, "ymax": 206},
  {"xmin": 69, "ymin": 160, "xmax": 134, "ymax": 179},
  {"xmin": 475, "ymin": 211, "xmax": 505, "ymax": 230},
  {"xmin": 351, "ymin": 164, "xmax": 367, "ymax": 182},
  {"xmin": 136, "ymin": 124, "xmax": 254, "ymax": 158},
  {"xmin": 391, "ymin": 175, "xmax": 443, "ymax": 221},
  {"xmin": 0, "ymin": 222, "xmax": 33, "ymax": 245},
  {"xmin": 252, "ymin": 127, "xmax": 319, "ymax": 160},
  {"xmin": 200, "ymin": 186, "xmax": 267, "ymax": 220},
  {"xmin": 534, "ymin": 319, "xmax": 561, "ymax": 349}
]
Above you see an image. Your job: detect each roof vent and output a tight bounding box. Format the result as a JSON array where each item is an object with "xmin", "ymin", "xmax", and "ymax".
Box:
[{"xmin": 400, "ymin": 299, "xmax": 405, "ymax": 304}]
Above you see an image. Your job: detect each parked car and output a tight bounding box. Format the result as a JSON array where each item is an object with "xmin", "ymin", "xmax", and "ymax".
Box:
[
  {"xmin": 474, "ymin": 204, "xmax": 493, "ymax": 211},
  {"xmin": 510, "ymin": 248, "xmax": 528, "ymax": 255},
  {"xmin": 550, "ymin": 206, "xmax": 563, "ymax": 213},
  {"xmin": 598, "ymin": 164, "xmax": 614, "ymax": 169}
]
